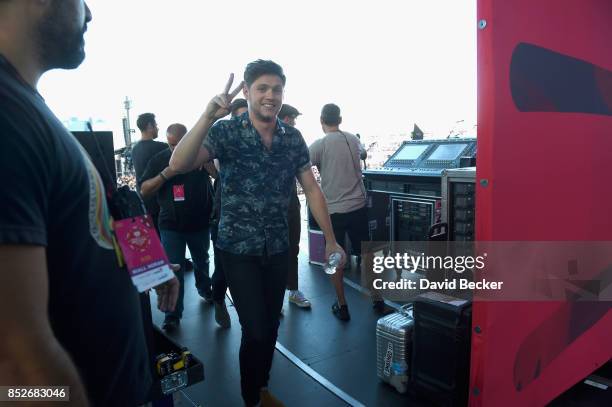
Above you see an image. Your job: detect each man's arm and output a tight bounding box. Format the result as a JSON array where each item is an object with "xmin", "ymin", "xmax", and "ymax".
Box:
[
  {"xmin": 359, "ymin": 141, "xmax": 367, "ymax": 160},
  {"xmin": 168, "ymin": 116, "xmax": 214, "ymax": 174},
  {"xmin": 202, "ymin": 161, "xmax": 218, "ymax": 179},
  {"xmin": 140, "ymin": 154, "xmax": 174, "ymax": 199},
  {"xmin": 170, "ymin": 74, "xmax": 244, "ymax": 174},
  {"xmin": 0, "ymin": 245, "xmax": 89, "ymax": 406},
  {"xmin": 140, "ymin": 167, "xmax": 176, "ymax": 199},
  {"xmin": 297, "ymin": 168, "xmax": 346, "ymax": 266}
]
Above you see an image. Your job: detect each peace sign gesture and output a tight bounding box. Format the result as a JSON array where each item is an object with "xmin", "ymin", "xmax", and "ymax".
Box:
[{"xmin": 204, "ymin": 73, "xmax": 245, "ymax": 121}]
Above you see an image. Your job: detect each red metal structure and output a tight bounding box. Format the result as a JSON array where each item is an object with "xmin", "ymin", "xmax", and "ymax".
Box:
[{"xmin": 472, "ymin": 0, "xmax": 612, "ymax": 405}]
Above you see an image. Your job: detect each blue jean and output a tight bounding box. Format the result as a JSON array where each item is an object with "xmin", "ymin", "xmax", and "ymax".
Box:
[{"xmin": 160, "ymin": 228, "xmax": 211, "ymax": 319}]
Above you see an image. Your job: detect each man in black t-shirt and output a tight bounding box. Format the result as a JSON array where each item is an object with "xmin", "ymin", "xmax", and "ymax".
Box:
[
  {"xmin": 0, "ymin": 2, "xmax": 177, "ymax": 405},
  {"xmin": 132, "ymin": 112, "xmax": 167, "ymax": 232},
  {"xmin": 141, "ymin": 124, "xmax": 226, "ymax": 330}
]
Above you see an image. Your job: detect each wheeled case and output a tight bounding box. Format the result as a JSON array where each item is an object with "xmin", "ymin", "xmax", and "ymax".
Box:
[{"xmin": 376, "ymin": 304, "xmax": 414, "ymax": 393}]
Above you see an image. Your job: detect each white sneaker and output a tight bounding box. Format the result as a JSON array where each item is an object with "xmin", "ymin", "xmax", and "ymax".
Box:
[{"xmin": 288, "ymin": 290, "xmax": 311, "ymax": 308}]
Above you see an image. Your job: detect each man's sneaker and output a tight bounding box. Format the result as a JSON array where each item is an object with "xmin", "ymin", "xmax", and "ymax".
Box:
[
  {"xmin": 331, "ymin": 302, "xmax": 350, "ymax": 321},
  {"xmin": 162, "ymin": 316, "xmax": 180, "ymax": 332},
  {"xmin": 288, "ymin": 290, "xmax": 311, "ymax": 308},
  {"xmin": 260, "ymin": 388, "xmax": 285, "ymax": 407},
  {"xmin": 214, "ymin": 301, "xmax": 231, "ymax": 328}
]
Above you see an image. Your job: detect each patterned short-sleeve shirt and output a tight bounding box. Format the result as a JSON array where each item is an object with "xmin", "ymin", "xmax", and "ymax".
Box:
[{"xmin": 203, "ymin": 113, "xmax": 311, "ymax": 255}]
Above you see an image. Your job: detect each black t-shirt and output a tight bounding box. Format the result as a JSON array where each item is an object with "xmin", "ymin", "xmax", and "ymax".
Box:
[
  {"xmin": 132, "ymin": 139, "xmax": 167, "ymax": 215},
  {"xmin": 141, "ymin": 149, "xmax": 212, "ymax": 232},
  {"xmin": 0, "ymin": 55, "xmax": 151, "ymax": 406}
]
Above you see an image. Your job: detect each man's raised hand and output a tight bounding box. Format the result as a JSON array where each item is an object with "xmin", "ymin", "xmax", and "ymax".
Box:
[{"xmin": 204, "ymin": 73, "xmax": 244, "ymax": 121}]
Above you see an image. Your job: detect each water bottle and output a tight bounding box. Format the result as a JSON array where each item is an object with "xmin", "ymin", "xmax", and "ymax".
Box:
[
  {"xmin": 323, "ymin": 252, "xmax": 342, "ymax": 274},
  {"xmin": 391, "ymin": 360, "xmax": 408, "ymax": 376},
  {"xmin": 390, "ymin": 360, "xmax": 409, "ymax": 394}
]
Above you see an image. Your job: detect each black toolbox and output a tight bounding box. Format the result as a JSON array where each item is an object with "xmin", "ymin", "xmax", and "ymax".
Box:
[{"xmin": 139, "ymin": 291, "xmax": 204, "ymax": 404}]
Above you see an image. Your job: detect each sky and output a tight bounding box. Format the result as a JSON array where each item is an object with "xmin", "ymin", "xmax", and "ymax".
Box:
[{"xmin": 39, "ymin": 0, "xmax": 477, "ymax": 149}]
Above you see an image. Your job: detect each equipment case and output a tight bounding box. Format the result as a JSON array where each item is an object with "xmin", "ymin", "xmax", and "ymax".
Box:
[
  {"xmin": 412, "ymin": 292, "xmax": 472, "ymax": 406},
  {"xmin": 376, "ymin": 305, "xmax": 414, "ymax": 394}
]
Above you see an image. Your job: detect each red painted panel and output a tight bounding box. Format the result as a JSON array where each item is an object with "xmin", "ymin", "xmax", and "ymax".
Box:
[{"xmin": 472, "ymin": 0, "xmax": 612, "ymax": 405}]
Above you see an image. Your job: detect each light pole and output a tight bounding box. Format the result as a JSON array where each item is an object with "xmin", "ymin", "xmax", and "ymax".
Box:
[{"xmin": 122, "ymin": 96, "xmax": 135, "ymax": 147}]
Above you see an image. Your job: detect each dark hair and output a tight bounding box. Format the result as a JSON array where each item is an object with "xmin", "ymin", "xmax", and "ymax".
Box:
[
  {"xmin": 166, "ymin": 123, "xmax": 187, "ymax": 137},
  {"xmin": 230, "ymin": 98, "xmax": 248, "ymax": 115},
  {"xmin": 136, "ymin": 113, "xmax": 156, "ymax": 131},
  {"xmin": 279, "ymin": 104, "xmax": 300, "ymax": 119},
  {"xmin": 244, "ymin": 59, "xmax": 286, "ymax": 87},
  {"xmin": 321, "ymin": 103, "xmax": 341, "ymax": 126}
]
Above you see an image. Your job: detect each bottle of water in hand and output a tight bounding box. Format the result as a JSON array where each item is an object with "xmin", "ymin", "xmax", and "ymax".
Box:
[{"xmin": 324, "ymin": 252, "xmax": 342, "ymax": 275}]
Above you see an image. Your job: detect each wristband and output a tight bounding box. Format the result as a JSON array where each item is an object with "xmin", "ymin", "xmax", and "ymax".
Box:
[{"xmin": 159, "ymin": 171, "xmax": 168, "ymax": 181}]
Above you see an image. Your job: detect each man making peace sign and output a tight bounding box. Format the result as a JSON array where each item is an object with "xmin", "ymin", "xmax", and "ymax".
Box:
[{"xmin": 170, "ymin": 60, "xmax": 345, "ymax": 407}]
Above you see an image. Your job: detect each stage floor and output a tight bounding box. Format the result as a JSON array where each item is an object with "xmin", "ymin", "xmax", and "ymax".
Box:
[
  {"xmin": 150, "ymin": 201, "xmax": 422, "ymax": 406},
  {"xmin": 150, "ymin": 199, "xmax": 611, "ymax": 406}
]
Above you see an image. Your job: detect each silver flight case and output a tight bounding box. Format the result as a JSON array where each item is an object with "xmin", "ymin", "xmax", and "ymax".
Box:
[{"xmin": 376, "ymin": 304, "xmax": 414, "ymax": 393}]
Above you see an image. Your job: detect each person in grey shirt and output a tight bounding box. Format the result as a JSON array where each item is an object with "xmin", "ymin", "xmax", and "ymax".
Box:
[{"xmin": 310, "ymin": 103, "xmax": 384, "ymax": 321}]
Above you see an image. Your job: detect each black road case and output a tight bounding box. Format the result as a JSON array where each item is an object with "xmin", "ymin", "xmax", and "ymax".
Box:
[{"xmin": 411, "ymin": 292, "xmax": 472, "ymax": 406}]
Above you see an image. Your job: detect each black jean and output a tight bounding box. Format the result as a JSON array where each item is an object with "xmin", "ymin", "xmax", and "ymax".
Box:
[{"xmin": 219, "ymin": 249, "xmax": 288, "ymax": 406}]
